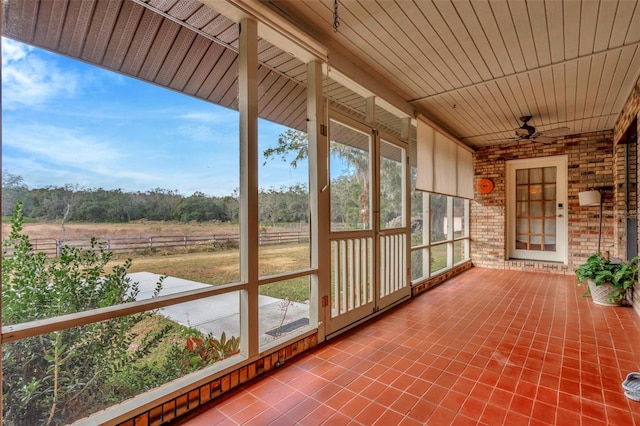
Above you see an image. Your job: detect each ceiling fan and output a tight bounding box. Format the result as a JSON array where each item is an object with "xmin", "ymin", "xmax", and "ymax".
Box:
[{"xmin": 514, "ymin": 116, "xmax": 570, "ymax": 143}]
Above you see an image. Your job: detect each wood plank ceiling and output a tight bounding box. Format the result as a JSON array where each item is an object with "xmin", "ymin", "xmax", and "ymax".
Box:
[
  {"xmin": 3, "ymin": 0, "xmax": 640, "ymax": 148},
  {"xmin": 267, "ymin": 0, "xmax": 640, "ymax": 147}
]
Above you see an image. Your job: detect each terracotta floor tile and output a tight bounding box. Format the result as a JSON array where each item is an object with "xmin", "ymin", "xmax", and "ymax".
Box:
[
  {"xmin": 353, "ymin": 401, "xmax": 386, "ymax": 425},
  {"xmin": 388, "ymin": 391, "xmax": 418, "ymax": 415},
  {"xmin": 177, "ymin": 269, "xmax": 640, "ymax": 426}
]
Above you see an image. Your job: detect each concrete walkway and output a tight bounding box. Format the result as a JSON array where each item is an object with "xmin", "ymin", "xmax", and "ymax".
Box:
[{"xmin": 129, "ymin": 272, "xmax": 310, "ymax": 342}]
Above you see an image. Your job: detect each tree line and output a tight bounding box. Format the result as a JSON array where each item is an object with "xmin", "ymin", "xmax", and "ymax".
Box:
[{"xmin": 2, "ymin": 171, "xmax": 310, "ymax": 225}]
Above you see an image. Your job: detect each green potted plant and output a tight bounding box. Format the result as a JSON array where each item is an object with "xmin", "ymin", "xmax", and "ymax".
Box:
[{"xmin": 575, "ymin": 253, "xmax": 639, "ymax": 306}]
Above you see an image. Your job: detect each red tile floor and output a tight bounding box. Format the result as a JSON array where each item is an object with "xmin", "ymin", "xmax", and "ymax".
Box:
[{"xmin": 176, "ymin": 268, "xmax": 640, "ymax": 425}]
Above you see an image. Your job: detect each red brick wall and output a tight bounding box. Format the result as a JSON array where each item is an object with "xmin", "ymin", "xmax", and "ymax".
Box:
[{"xmin": 471, "ymin": 131, "xmax": 614, "ymax": 273}]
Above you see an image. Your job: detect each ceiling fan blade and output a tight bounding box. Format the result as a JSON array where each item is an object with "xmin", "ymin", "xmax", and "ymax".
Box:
[
  {"xmin": 539, "ymin": 126, "xmax": 570, "ymax": 137},
  {"xmin": 533, "ymin": 135, "xmax": 555, "ymax": 144}
]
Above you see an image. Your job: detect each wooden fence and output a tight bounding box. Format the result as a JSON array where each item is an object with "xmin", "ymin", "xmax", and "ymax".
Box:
[{"xmin": 4, "ymin": 231, "xmax": 310, "ymax": 257}]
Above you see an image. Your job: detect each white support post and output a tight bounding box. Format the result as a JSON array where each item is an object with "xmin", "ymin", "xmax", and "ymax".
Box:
[
  {"xmin": 308, "ymin": 60, "xmax": 329, "ymax": 340},
  {"xmin": 238, "ymin": 18, "xmax": 259, "ymax": 357}
]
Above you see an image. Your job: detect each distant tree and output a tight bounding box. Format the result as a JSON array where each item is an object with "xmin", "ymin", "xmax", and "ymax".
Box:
[
  {"xmin": 172, "ymin": 192, "xmax": 227, "ymax": 222},
  {"xmin": 30, "ymin": 185, "xmax": 77, "ymax": 221},
  {"xmin": 2, "ymin": 171, "xmax": 29, "ymax": 216},
  {"xmin": 259, "ymin": 184, "xmax": 309, "ymax": 224}
]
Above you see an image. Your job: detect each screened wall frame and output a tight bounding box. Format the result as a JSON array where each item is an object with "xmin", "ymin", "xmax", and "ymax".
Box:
[
  {"xmin": 0, "ymin": 15, "xmax": 323, "ymax": 425},
  {"xmin": 409, "ymin": 193, "xmax": 470, "ymax": 286}
]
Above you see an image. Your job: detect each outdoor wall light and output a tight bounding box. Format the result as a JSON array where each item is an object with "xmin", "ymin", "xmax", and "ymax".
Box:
[
  {"xmin": 579, "ymin": 189, "xmax": 603, "ymax": 253},
  {"xmin": 578, "ymin": 190, "xmax": 601, "ymax": 207}
]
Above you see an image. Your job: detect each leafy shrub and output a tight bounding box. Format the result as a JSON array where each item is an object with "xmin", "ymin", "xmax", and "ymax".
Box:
[{"xmin": 1, "ymin": 202, "xmax": 166, "ymax": 425}]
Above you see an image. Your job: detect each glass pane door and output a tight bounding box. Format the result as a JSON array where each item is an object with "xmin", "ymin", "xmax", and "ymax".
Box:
[{"xmin": 507, "ymin": 156, "xmax": 567, "ymax": 263}]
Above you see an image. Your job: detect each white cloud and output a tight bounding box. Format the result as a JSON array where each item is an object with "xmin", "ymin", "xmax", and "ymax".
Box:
[
  {"xmin": 3, "ymin": 122, "xmax": 124, "ymax": 168},
  {"xmin": 2, "ymin": 37, "xmax": 79, "ymax": 109}
]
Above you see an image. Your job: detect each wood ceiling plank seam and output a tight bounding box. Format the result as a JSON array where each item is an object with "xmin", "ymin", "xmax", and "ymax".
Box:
[
  {"xmin": 257, "ymin": 76, "xmax": 296, "ymax": 118},
  {"xmin": 258, "ymin": 72, "xmax": 290, "ymax": 114},
  {"xmin": 327, "ymin": 83, "xmax": 364, "ymax": 107},
  {"xmin": 526, "ymin": 0, "xmax": 551, "ymax": 67},
  {"xmin": 552, "ymin": 64, "xmax": 567, "ymax": 126},
  {"xmin": 420, "ymin": 94, "xmax": 478, "ymax": 140},
  {"xmin": 502, "ymin": 75, "xmax": 530, "ymax": 122},
  {"xmin": 574, "ymin": 57, "xmax": 592, "ymax": 122},
  {"xmin": 260, "ymin": 48, "xmax": 295, "ymax": 70},
  {"xmin": 139, "ymin": 18, "xmax": 181, "ymax": 82},
  {"xmin": 545, "ymin": 0, "xmax": 565, "ymax": 64},
  {"xmin": 563, "ymin": 60, "xmax": 578, "ymax": 125},
  {"xmin": 609, "ymin": 45, "xmax": 640, "ymax": 116},
  {"xmin": 185, "ymin": 3, "xmax": 219, "ymax": 28},
  {"xmin": 102, "ymin": 0, "xmax": 144, "ymax": 71},
  {"xmin": 407, "ymin": 1, "xmax": 471, "ymax": 88},
  {"xmin": 581, "ymin": 53, "xmax": 606, "ymax": 127},
  {"xmin": 468, "ymin": 85, "xmax": 504, "ymax": 135},
  {"xmin": 507, "ymin": 0, "xmax": 538, "ymax": 71},
  {"xmin": 578, "ymin": 0, "xmax": 599, "ymax": 57},
  {"xmin": 169, "ymin": 35, "xmax": 212, "ymax": 91},
  {"xmin": 201, "ymin": 15, "xmax": 236, "ymax": 39},
  {"xmin": 256, "ymin": 42, "xmax": 282, "ymax": 63},
  {"xmin": 81, "ymin": 0, "xmax": 122, "ymax": 65},
  {"xmin": 329, "ymin": 102, "xmax": 365, "ymax": 123},
  {"xmin": 593, "ymin": 0, "xmax": 618, "ymax": 52},
  {"xmin": 454, "ymin": 2, "xmax": 504, "ymax": 80},
  {"xmin": 279, "ymin": 62, "xmax": 307, "ymax": 83},
  {"xmin": 480, "ymin": 80, "xmax": 518, "ymax": 134},
  {"xmin": 272, "ymin": 59, "xmax": 306, "ymax": 81},
  {"xmin": 397, "ymin": 2, "xmax": 462, "ymax": 91},
  {"xmin": 415, "ymin": 2, "xmax": 474, "ymax": 87},
  {"xmin": 182, "ymin": 42, "xmax": 226, "ymax": 96},
  {"xmin": 148, "ymin": 0, "xmax": 180, "ymax": 13},
  {"xmin": 139, "ymin": 1, "xmax": 308, "ymax": 98},
  {"xmin": 408, "ymin": 41, "xmax": 640, "ymax": 106},
  {"xmin": 494, "ymin": 78, "xmax": 525, "ymax": 125},
  {"xmin": 333, "ymin": 0, "xmax": 434, "ymax": 97},
  {"xmin": 489, "ymin": 0, "xmax": 526, "ymax": 72},
  {"xmin": 378, "ymin": 1, "xmax": 448, "ymax": 93},
  {"xmin": 120, "ymin": 8, "xmax": 164, "ymax": 75},
  {"xmin": 609, "ymin": 0, "xmax": 636, "ymax": 47},
  {"xmin": 272, "ymin": 86, "xmax": 307, "ymax": 125},
  {"xmin": 154, "ymin": 25, "xmax": 197, "ymax": 87},
  {"xmin": 257, "ymin": 70, "xmax": 281, "ymax": 110},
  {"xmin": 215, "ymin": 23, "xmax": 240, "ymax": 45},
  {"xmin": 216, "ymin": 64, "xmax": 240, "ymax": 108},
  {"xmin": 32, "ymin": 0, "xmax": 66, "ymax": 50},
  {"xmin": 203, "ymin": 50, "xmax": 238, "ymax": 103},
  {"xmin": 515, "ymin": 72, "xmax": 542, "ymax": 120},
  {"xmin": 166, "ymin": 0, "xmax": 203, "ymax": 21},
  {"xmin": 195, "ymin": 47, "xmax": 236, "ymax": 99},
  {"xmin": 443, "ymin": 0, "xmax": 496, "ymax": 81},
  {"xmin": 563, "ymin": 0, "xmax": 581, "ymax": 60},
  {"xmin": 595, "ymin": 49, "xmax": 624, "ymax": 119},
  {"xmin": 58, "ymin": 0, "xmax": 96, "ymax": 58},
  {"xmin": 625, "ymin": 1, "xmax": 640, "ymax": 44},
  {"xmin": 2, "ymin": 0, "xmax": 39, "ymax": 41},
  {"xmin": 332, "ymin": 97, "xmax": 367, "ymax": 119},
  {"xmin": 470, "ymin": 0, "xmax": 515, "ymax": 76},
  {"xmin": 538, "ymin": 66, "xmax": 558, "ymax": 126},
  {"xmin": 276, "ymin": 90, "xmax": 307, "ymax": 129}
]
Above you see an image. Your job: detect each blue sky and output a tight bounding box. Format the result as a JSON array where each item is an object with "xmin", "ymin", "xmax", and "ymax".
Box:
[{"xmin": 1, "ymin": 37, "xmax": 308, "ymax": 197}]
